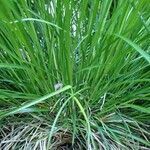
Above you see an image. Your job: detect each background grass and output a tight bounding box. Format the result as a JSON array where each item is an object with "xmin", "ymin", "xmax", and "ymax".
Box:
[{"xmin": 0, "ymin": 0, "xmax": 150, "ymax": 149}]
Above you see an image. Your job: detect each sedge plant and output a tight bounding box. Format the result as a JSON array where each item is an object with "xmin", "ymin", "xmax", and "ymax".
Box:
[{"xmin": 0, "ymin": 0, "xmax": 150, "ymax": 149}]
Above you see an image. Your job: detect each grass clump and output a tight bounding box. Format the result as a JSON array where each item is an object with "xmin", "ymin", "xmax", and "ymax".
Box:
[{"xmin": 0, "ymin": 0, "xmax": 150, "ymax": 149}]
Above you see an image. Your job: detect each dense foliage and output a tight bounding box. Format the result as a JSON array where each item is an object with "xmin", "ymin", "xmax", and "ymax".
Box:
[{"xmin": 0, "ymin": 0, "xmax": 150, "ymax": 149}]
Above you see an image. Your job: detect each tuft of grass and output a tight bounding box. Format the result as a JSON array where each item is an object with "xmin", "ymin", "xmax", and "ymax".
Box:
[{"xmin": 0, "ymin": 0, "xmax": 150, "ymax": 149}]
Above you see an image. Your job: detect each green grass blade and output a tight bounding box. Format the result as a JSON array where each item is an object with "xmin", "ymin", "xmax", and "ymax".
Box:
[
  {"xmin": 115, "ymin": 34, "xmax": 150, "ymax": 63},
  {"xmin": 0, "ymin": 85, "xmax": 71, "ymax": 118}
]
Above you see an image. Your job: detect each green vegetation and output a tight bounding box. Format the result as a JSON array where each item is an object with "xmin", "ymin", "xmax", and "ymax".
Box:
[{"xmin": 0, "ymin": 0, "xmax": 150, "ymax": 149}]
